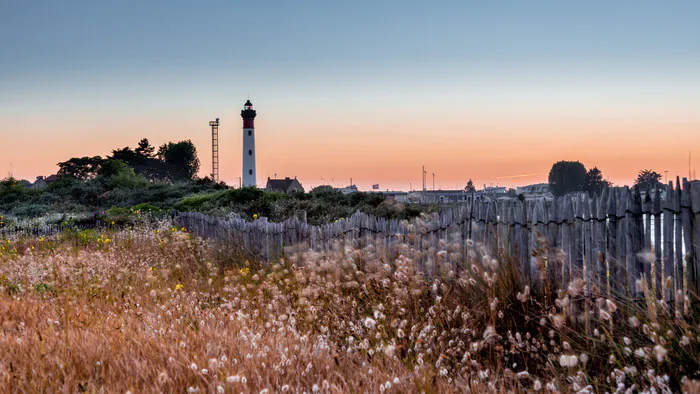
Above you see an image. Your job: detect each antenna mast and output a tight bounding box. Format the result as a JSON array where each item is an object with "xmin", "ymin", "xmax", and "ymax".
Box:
[{"xmin": 209, "ymin": 118, "xmax": 220, "ymax": 182}]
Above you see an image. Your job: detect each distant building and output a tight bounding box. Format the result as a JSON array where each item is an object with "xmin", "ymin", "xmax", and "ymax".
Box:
[
  {"xmin": 31, "ymin": 175, "xmax": 59, "ymax": 190},
  {"xmin": 368, "ymin": 190, "xmax": 409, "ymax": 203},
  {"xmin": 516, "ymin": 183, "xmax": 553, "ymax": 200},
  {"xmin": 265, "ymin": 177, "xmax": 304, "ymax": 193},
  {"xmin": 481, "ymin": 186, "xmax": 508, "ymax": 195},
  {"xmin": 380, "ymin": 191, "xmax": 409, "ymax": 203},
  {"xmin": 336, "ymin": 185, "xmax": 358, "ymax": 195},
  {"xmin": 408, "ymin": 190, "xmax": 471, "ymax": 204}
]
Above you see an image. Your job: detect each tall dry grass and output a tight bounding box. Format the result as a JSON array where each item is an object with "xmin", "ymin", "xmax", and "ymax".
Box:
[{"xmin": 0, "ymin": 224, "xmax": 698, "ymax": 393}]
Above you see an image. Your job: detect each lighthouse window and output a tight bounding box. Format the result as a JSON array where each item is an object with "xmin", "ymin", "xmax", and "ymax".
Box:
[
  {"xmin": 248, "ymin": 149, "xmax": 252, "ymax": 156},
  {"xmin": 249, "ymin": 169, "xmax": 253, "ymax": 175},
  {"xmin": 248, "ymin": 130, "xmax": 252, "ymax": 136}
]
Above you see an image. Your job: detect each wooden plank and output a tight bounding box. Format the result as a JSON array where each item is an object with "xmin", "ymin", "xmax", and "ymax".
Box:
[
  {"xmin": 643, "ymin": 186, "xmax": 652, "ymax": 250},
  {"xmin": 653, "ymin": 186, "xmax": 663, "ymax": 299},
  {"xmin": 613, "ymin": 188, "xmax": 627, "ymax": 297},
  {"xmin": 573, "ymin": 194, "xmax": 585, "ymax": 282},
  {"xmin": 532, "ymin": 199, "xmax": 545, "ymax": 294},
  {"xmin": 546, "ymin": 197, "xmax": 559, "ymax": 290},
  {"xmin": 631, "ymin": 186, "xmax": 645, "ymax": 297},
  {"xmin": 488, "ymin": 201, "xmax": 498, "ymax": 254},
  {"xmin": 594, "ymin": 190, "xmax": 607, "ymax": 295},
  {"xmin": 521, "ymin": 199, "xmax": 532, "ymax": 286},
  {"xmin": 663, "ymin": 182, "xmax": 675, "ymax": 302},
  {"xmin": 562, "ymin": 195, "xmax": 574, "ymax": 288},
  {"xmin": 606, "ymin": 189, "xmax": 621, "ymax": 296},
  {"xmin": 624, "ymin": 187, "xmax": 636, "ymax": 297},
  {"xmin": 681, "ymin": 179, "xmax": 695, "ymax": 298},
  {"xmin": 690, "ymin": 181, "xmax": 700, "ymax": 296},
  {"xmin": 674, "ymin": 177, "xmax": 684, "ymax": 296},
  {"xmin": 583, "ymin": 193, "xmax": 593, "ymax": 297}
]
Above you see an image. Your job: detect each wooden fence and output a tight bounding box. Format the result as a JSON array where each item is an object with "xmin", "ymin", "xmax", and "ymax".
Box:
[{"xmin": 176, "ymin": 179, "xmax": 700, "ymax": 300}]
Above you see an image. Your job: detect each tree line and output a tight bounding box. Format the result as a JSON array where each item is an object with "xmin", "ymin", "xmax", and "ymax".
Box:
[
  {"xmin": 57, "ymin": 138, "xmax": 201, "ymax": 183},
  {"xmin": 547, "ymin": 160, "xmax": 663, "ymax": 196}
]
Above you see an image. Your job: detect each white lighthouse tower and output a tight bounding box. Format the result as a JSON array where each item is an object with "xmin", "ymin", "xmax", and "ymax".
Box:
[{"xmin": 241, "ymin": 99, "xmax": 257, "ymax": 187}]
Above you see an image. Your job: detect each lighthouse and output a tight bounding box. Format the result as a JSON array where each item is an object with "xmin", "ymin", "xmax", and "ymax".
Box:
[{"xmin": 241, "ymin": 100, "xmax": 257, "ymax": 187}]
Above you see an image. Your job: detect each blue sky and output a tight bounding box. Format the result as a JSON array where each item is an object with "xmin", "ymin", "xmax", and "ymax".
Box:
[{"xmin": 1, "ymin": 1, "xmax": 699, "ymax": 189}]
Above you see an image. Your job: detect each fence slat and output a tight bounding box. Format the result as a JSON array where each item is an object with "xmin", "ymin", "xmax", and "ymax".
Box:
[
  {"xmin": 674, "ymin": 177, "xmax": 684, "ymax": 296},
  {"xmin": 690, "ymin": 181, "xmax": 700, "ymax": 297},
  {"xmin": 663, "ymin": 182, "xmax": 675, "ymax": 302}
]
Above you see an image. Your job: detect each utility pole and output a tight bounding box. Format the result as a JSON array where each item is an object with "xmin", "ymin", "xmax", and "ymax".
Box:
[
  {"xmin": 432, "ymin": 173, "xmax": 435, "ymax": 190},
  {"xmin": 422, "ymin": 166, "xmax": 426, "ymax": 191}
]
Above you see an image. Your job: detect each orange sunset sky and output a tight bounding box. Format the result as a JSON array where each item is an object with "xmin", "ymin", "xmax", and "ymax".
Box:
[{"xmin": 2, "ymin": 1, "xmax": 699, "ymax": 191}]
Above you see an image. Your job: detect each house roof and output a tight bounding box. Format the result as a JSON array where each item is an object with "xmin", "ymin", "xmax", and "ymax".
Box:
[{"xmin": 266, "ymin": 178, "xmax": 300, "ymax": 192}]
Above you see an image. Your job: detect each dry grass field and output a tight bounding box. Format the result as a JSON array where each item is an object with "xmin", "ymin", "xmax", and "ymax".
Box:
[{"xmin": 0, "ymin": 224, "xmax": 698, "ymax": 393}]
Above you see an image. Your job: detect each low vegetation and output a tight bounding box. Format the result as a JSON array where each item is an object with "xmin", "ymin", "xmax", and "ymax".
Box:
[
  {"xmin": 0, "ymin": 223, "xmax": 697, "ymax": 392},
  {"xmin": 2, "ymin": 137, "xmax": 425, "ymax": 225},
  {"xmin": 0, "ymin": 177, "xmax": 422, "ymax": 227}
]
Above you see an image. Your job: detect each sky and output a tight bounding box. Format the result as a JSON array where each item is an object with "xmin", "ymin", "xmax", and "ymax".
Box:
[{"xmin": 1, "ymin": 0, "xmax": 699, "ymax": 191}]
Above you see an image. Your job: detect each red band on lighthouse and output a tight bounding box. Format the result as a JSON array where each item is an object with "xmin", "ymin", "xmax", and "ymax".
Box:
[{"xmin": 243, "ymin": 119, "xmax": 255, "ymax": 129}]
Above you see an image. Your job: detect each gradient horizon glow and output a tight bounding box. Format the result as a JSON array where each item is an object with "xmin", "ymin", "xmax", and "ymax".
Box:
[{"xmin": 2, "ymin": 1, "xmax": 699, "ymax": 191}]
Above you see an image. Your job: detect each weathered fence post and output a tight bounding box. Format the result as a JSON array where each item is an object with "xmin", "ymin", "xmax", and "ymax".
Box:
[
  {"xmin": 594, "ymin": 190, "xmax": 607, "ymax": 295},
  {"xmin": 690, "ymin": 181, "xmax": 700, "ymax": 297},
  {"xmin": 674, "ymin": 178, "xmax": 684, "ymax": 296},
  {"xmin": 681, "ymin": 179, "xmax": 695, "ymax": 298},
  {"xmin": 630, "ymin": 186, "xmax": 645, "ymax": 298},
  {"xmin": 606, "ymin": 188, "xmax": 620, "ymax": 297},
  {"xmin": 583, "ymin": 194, "xmax": 593, "ymax": 298},
  {"xmin": 653, "ymin": 186, "xmax": 663, "ymax": 299},
  {"xmin": 663, "ymin": 182, "xmax": 675, "ymax": 302}
]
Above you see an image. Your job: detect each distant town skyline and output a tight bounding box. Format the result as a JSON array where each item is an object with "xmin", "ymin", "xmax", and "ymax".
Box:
[{"xmin": 2, "ymin": 1, "xmax": 699, "ymax": 191}]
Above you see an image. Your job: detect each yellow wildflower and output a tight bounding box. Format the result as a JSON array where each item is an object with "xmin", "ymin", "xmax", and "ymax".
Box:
[
  {"xmin": 253, "ymin": 214, "xmax": 258, "ymax": 220},
  {"xmin": 175, "ymin": 284, "xmax": 184, "ymax": 291}
]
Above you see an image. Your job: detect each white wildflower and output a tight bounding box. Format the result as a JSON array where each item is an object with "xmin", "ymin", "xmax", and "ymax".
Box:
[
  {"xmin": 559, "ymin": 354, "xmax": 579, "ymax": 367},
  {"xmin": 653, "ymin": 345, "xmax": 667, "ymax": 362}
]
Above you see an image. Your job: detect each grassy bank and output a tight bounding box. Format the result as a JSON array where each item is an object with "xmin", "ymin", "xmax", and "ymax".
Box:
[{"xmin": 0, "ymin": 226, "xmax": 697, "ymax": 392}]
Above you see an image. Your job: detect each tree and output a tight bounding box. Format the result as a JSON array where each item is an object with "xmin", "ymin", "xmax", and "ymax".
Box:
[
  {"xmin": 134, "ymin": 138, "xmax": 155, "ymax": 159},
  {"xmin": 110, "ymin": 147, "xmax": 140, "ymax": 166},
  {"xmin": 634, "ymin": 169, "xmax": 663, "ymax": 191},
  {"xmin": 583, "ymin": 167, "xmax": 612, "ymax": 195},
  {"xmin": 159, "ymin": 140, "xmax": 200, "ymax": 180},
  {"xmin": 98, "ymin": 159, "xmax": 131, "ymax": 178},
  {"xmin": 464, "ymin": 179, "xmax": 476, "ymax": 193},
  {"xmin": 97, "ymin": 160, "xmax": 147, "ymax": 189},
  {"xmin": 57, "ymin": 156, "xmax": 104, "ymax": 180},
  {"xmin": 548, "ymin": 160, "xmax": 587, "ymax": 196}
]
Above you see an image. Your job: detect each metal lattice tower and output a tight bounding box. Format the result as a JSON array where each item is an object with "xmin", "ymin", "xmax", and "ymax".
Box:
[{"xmin": 209, "ymin": 118, "xmax": 220, "ymax": 182}]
